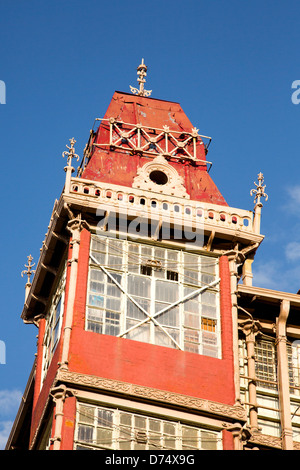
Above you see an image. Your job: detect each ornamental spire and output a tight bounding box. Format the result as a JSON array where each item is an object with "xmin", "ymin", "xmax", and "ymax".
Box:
[
  {"xmin": 250, "ymin": 172, "xmax": 268, "ymax": 207},
  {"xmin": 130, "ymin": 58, "xmax": 152, "ymax": 97},
  {"xmin": 62, "ymin": 137, "xmax": 79, "ymax": 194},
  {"xmin": 21, "ymin": 254, "xmax": 35, "ymax": 301},
  {"xmin": 250, "ymin": 172, "xmax": 268, "ymax": 234}
]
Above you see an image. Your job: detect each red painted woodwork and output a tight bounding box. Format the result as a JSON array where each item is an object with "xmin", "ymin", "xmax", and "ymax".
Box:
[
  {"xmin": 82, "ymin": 92, "xmax": 227, "ymax": 206},
  {"xmin": 60, "ymin": 396, "xmax": 76, "ymax": 450}
]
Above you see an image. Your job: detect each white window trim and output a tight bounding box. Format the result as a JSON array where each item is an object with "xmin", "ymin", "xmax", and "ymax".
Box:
[{"xmin": 74, "ymin": 400, "xmax": 223, "ymax": 450}]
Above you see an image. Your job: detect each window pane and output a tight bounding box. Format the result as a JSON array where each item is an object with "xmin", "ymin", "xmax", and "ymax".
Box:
[
  {"xmin": 98, "ymin": 409, "xmax": 113, "ymax": 426},
  {"xmin": 120, "ymin": 413, "xmax": 132, "ymax": 426},
  {"xmin": 126, "ymin": 320, "xmax": 150, "ymax": 343},
  {"xmin": 79, "ymin": 405, "xmax": 94, "ymax": 424},
  {"xmin": 182, "ymin": 426, "xmax": 198, "ymax": 449},
  {"xmin": 90, "ymin": 281, "xmax": 105, "ymax": 294},
  {"xmin": 87, "ymin": 307, "xmax": 102, "ymax": 322},
  {"xmin": 96, "ymin": 428, "xmax": 113, "ymax": 448},
  {"xmin": 90, "ymin": 269, "xmax": 105, "ymax": 282},
  {"xmin": 157, "ymin": 306, "xmax": 179, "ymax": 327},
  {"xmin": 156, "ymin": 281, "xmax": 178, "ymax": 303},
  {"xmin": 149, "ymin": 432, "xmax": 161, "ymax": 449},
  {"xmin": 91, "ymin": 251, "xmax": 106, "ymax": 264},
  {"xmin": 202, "ymin": 291, "xmax": 216, "ymax": 305},
  {"xmin": 184, "ymin": 328, "xmax": 200, "ymax": 353},
  {"xmin": 149, "ymin": 419, "xmax": 161, "ymax": 432},
  {"xmin": 108, "ymin": 239, "xmax": 123, "ymax": 253},
  {"xmin": 128, "ymin": 275, "xmax": 151, "ymax": 298},
  {"xmin": 119, "ymin": 428, "xmax": 132, "ymax": 450},
  {"xmin": 104, "ymin": 311, "xmax": 120, "ymax": 336},
  {"xmin": 155, "ymin": 326, "xmax": 179, "ymax": 348},
  {"xmin": 184, "ymin": 313, "xmax": 200, "ymax": 329},
  {"xmin": 88, "ymin": 294, "xmax": 104, "ymax": 308},
  {"xmin": 78, "ymin": 425, "xmax": 93, "ymax": 443},
  {"xmin": 108, "ymin": 255, "xmax": 123, "ymax": 269},
  {"xmin": 87, "ymin": 320, "xmax": 102, "ymax": 334},
  {"xmin": 127, "ymin": 298, "xmax": 150, "ymax": 320},
  {"xmin": 141, "ymin": 245, "xmax": 152, "ymax": 258},
  {"xmin": 135, "ymin": 416, "xmax": 146, "ymax": 429},
  {"xmin": 201, "ymin": 430, "xmax": 218, "ymax": 450},
  {"xmin": 91, "ymin": 238, "xmax": 106, "ymax": 252},
  {"xmin": 106, "ymin": 297, "xmax": 121, "ymax": 311}
]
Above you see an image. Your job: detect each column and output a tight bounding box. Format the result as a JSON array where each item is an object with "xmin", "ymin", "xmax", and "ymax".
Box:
[
  {"xmin": 240, "ymin": 318, "xmax": 261, "ymax": 432},
  {"xmin": 60, "ymin": 215, "xmax": 88, "ymax": 370},
  {"xmin": 276, "ymin": 299, "xmax": 294, "ymax": 450}
]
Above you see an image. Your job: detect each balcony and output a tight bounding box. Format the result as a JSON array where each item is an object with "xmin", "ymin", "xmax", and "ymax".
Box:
[{"xmin": 63, "ymin": 177, "xmax": 260, "ymax": 246}]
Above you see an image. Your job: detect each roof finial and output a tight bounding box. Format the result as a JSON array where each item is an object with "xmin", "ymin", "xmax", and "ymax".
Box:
[
  {"xmin": 250, "ymin": 172, "xmax": 268, "ymax": 206},
  {"xmin": 62, "ymin": 137, "xmax": 80, "ymax": 194},
  {"xmin": 62, "ymin": 137, "xmax": 80, "ymax": 168},
  {"xmin": 130, "ymin": 58, "xmax": 152, "ymax": 97},
  {"xmin": 21, "ymin": 255, "xmax": 35, "ymax": 301},
  {"xmin": 250, "ymin": 172, "xmax": 268, "ymax": 234}
]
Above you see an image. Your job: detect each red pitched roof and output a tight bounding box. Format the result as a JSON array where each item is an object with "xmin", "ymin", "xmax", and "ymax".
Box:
[{"xmin": 82, "ymin": 91, "xmax": 227, "ymax": 206}]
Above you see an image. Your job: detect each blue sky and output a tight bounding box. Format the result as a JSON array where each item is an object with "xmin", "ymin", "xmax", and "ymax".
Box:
[{"xmin": 1, "ymin": 0, "xmax": 300, "ymax": 448}]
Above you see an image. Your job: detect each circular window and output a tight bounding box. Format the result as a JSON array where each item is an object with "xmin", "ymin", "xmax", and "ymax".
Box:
[{"xmin": 149, "ymin": 170, "xmax": 168, "ymax": 185}]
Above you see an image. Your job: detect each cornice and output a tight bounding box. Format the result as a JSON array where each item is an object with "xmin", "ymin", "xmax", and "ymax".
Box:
[
  {"xmin": 238, "ymin": 284, "xmax": 300, "ymax": 308},
  {"xmin": 56, "ymin": 369, "xmax": 247, "ymax": 423}
]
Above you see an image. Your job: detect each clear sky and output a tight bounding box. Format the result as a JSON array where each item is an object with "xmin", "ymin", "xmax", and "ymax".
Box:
[{"xmin": 1, "ymin": 0, "xmax": 300, "ymax": 449}]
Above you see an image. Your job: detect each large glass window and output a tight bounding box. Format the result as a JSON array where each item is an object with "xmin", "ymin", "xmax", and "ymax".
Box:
[
  {"xmin": 74, "ymin": 403, "xmax": 221, "ymax": 450},
  {"xmin": 42, "ymin": 267, "xmax": 66, "ymax": 380},
  {"xmin": 86, "ymin": 235, "xmax": 220, "ymax": 357},
  {"xmin": 239, "ymin": 337, "xmax": 300, "ymax": 441}
]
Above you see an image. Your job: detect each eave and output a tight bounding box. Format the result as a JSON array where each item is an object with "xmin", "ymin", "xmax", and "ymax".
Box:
[{"xmin": 21, "ymin": 196, "xmax": 70, "ymax": 323}]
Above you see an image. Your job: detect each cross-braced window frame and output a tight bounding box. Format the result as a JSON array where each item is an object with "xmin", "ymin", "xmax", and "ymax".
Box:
[{"xmin": 86, "ymin": 234, "xmax": 220, "ymax": 357}]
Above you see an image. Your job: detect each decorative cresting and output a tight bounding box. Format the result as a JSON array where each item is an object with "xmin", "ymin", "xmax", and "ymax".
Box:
[
  {"xmin": 132, "ymin": 154, "xmax": 189, "ymax": 198},
  {"xmin": 130, "ymin": 58, "xmax": 152, "ymax": 97},
  {"xmin": 91, "ymin": 118, "xmax": 212, "ymax": 165},
  {"xmin": 62, "ymin": 138, "xmax": 80, "ymax": 194},
  {"xmin": 250, "ymin": 172, "xmax": 268, "ymax": 234},
  {"xmin": 21, "ymin": 255, "xmax": 35, "ymax": 301}
]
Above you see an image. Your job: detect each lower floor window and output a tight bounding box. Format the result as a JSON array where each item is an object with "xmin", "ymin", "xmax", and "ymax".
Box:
[{"xmin": 75, "ymin": 403, "xmax": 220, "ymax": 450}]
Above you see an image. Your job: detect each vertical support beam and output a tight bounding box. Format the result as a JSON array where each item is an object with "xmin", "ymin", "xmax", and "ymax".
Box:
[
  {"xmin": 240, "ymin": 318, "xmax": 261, "ymax": 432},
  {"xmin": 227, "ymin": 252, "xmax": 242, "ymax": 406},
  {"xmin": 60, "ymin": 216, "xmax": 88, "ymax": 370},
  {"xmin": 50, "ymin": 385, "xmax": 72, "ymax": 451},
  {"xmin": 276, "ymin": 299, "xmax": 294, "ymax": 450},
  {"xmin": 242, "ymin": 255, "xmax": 254, "ymax": 286}
]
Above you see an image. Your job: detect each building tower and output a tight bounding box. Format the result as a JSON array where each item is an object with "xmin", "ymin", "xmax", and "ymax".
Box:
[{"xmin": 6, "ymin": 61, "xmax": 300, "ymax": 451}]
